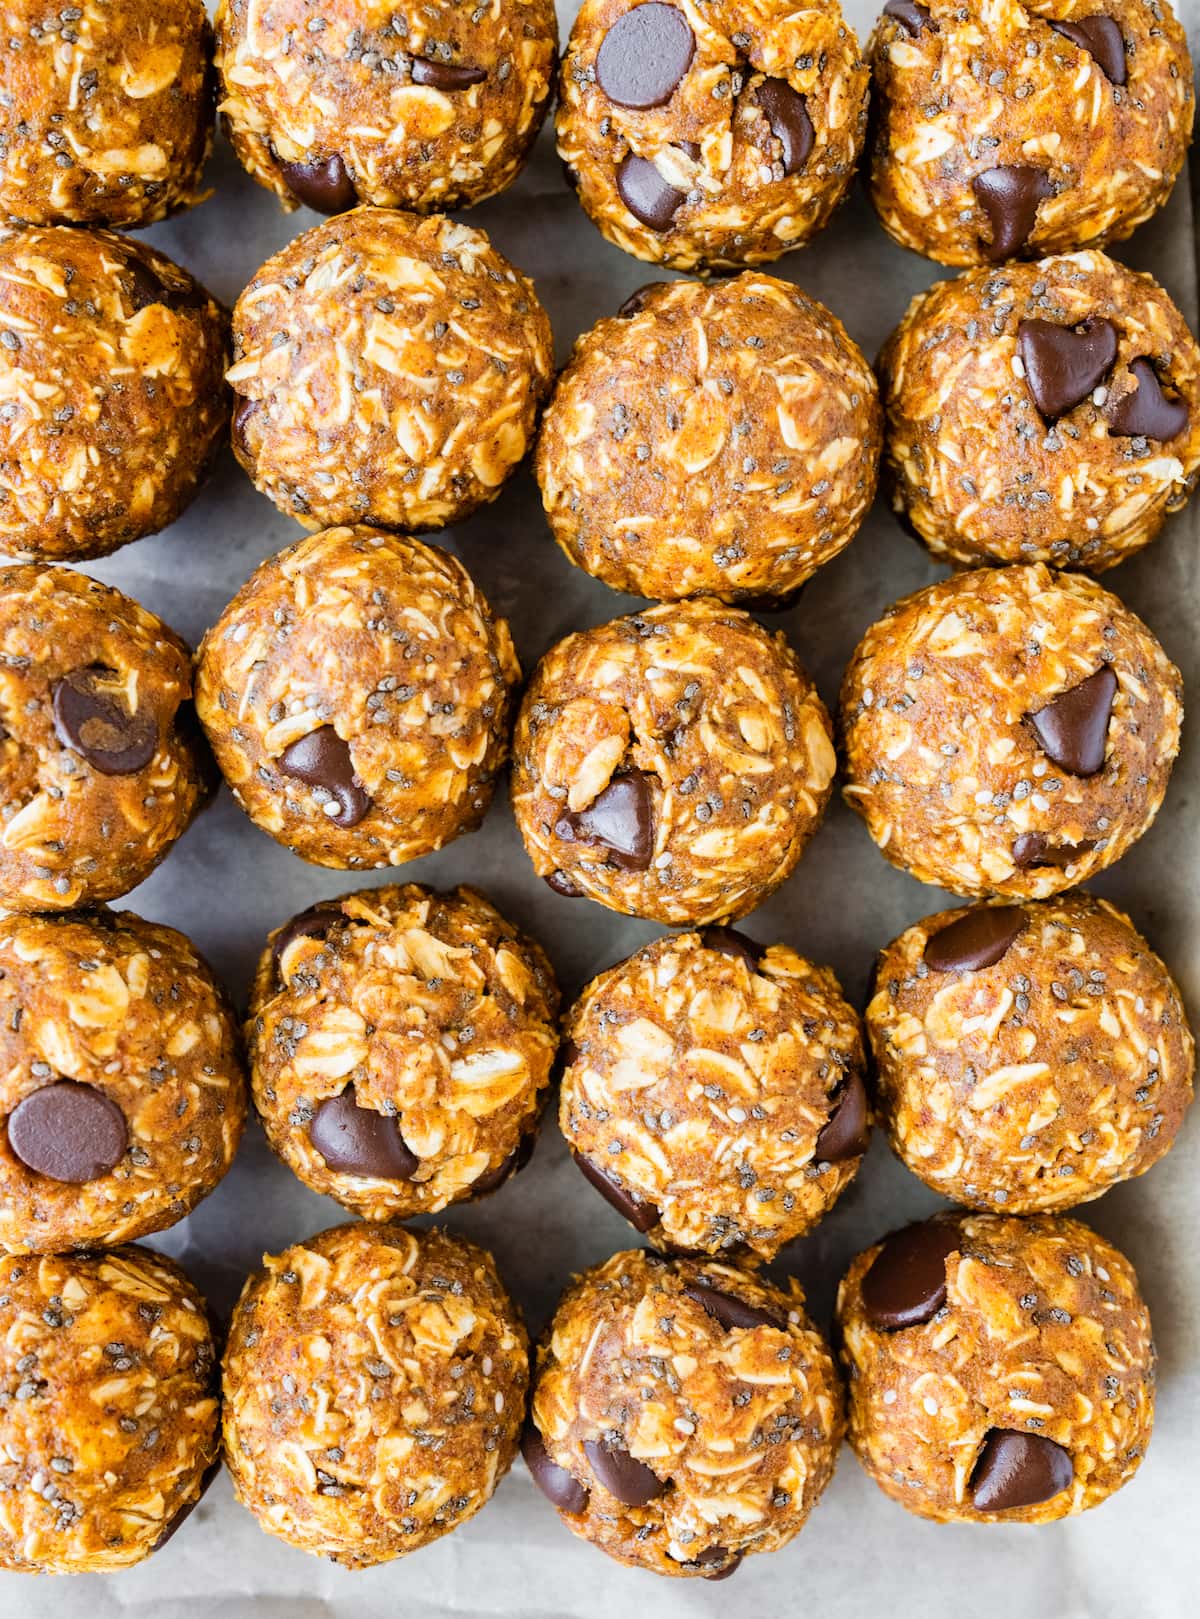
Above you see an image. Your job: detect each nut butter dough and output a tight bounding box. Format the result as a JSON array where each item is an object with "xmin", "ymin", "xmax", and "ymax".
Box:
[
  {"xmin": 195, "ymin": 526, "xmax": 520, "ymax": 870},
  {"xmin": 512, "ymin": 597, "xmax": 837, "ymax": 924},
  {"xmin": 881, "ymin": 251, "xmax": 1200, "ymax": 571},
  {"xmin": 840, "ymin": 563, "xmax": 1182, "ymax": 898},
  {"xmin": 0, "ymin": 564, "xmax": 210, "ymax": 911},
  {"xmin": 557, "ymin": 0, "xmax": 869, "ymax": 271},
  {"xmin": 228, "ymin": 208, "xmax": 553, "ymax": 533},
  {"xmin": 522, "ymin": 1249, "xmax": 843, "ymax": 1577},
  {"xmin": 867, "ymin": 894, "xmax": 1194, "ymax": 1211},
  {"xmin": 868, "ymin": 0, "xmax": 1194, "ymax": 266},
  {"xmin": 216, "ymin": 0, "xmax": 557, "ymax": 215},
  {"xmin": 0, "ymin": 223, "xmax": 229, "ymax": 562},
  {"xmin": 837, "ymin": 1212, "xmax": 1155, "ymax": 1522},
  {"xmin": 222, "ymin": 1221, "xmax": 528, "ymax": 1567},
  {"xmin": 248, "ymin": 884, "xmax": 560, "ymax": 1218},
  {"xmin": 536, "ymin": 273, "xmax": 881, "ymax": 605},
  {"xmin": 0, "ymin": 908, "xmax": 246, "ymax": 1255},
  {"xmin": 0, "ymin": 1245, "xmax": 220, "ymax": 1573},
  {"xmin": 561, "ymin": 928, "xmax": 869, "ymax": 1258}
]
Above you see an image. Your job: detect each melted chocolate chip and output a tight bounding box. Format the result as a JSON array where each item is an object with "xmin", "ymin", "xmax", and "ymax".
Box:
[
  {"xmin": 7, "ymin": 1081, "xmax": 128, "ymax": 1183},
  {"xmin": 278, "ymin": 153, "xmax": 358, "ymax": 214},
  {"xmin": 582, "ymin": 1438, "xmax": 665, "ymax": 1506},
  {"xmin": 1016, "ymin": 317, "xmax": 1118, "ymax": 419},
  {"xmin": 700, "ymin": 926, "xmax": 761, "ymax": 970},
  {"xmin": 616, "ymin": 153, "xmax": 687, "ymax": 231},
  {"xmin": 554, "ymin": 770, "xmax": 655, "ymax": 870},
  {"xmin": 923, "ymin": 906, "xmax": 1028, "ymax": 973},
  {"xmin": 755, "ymin": 80, "xmax": 814, "ymax": 175},
  {"xmin": 270, "ymin": 902, "xmax": 344, "ymax": 982},
  {"xmin": 411, "ymin": 58, "xmax": 487, "ymax": 90},
  {"xmin": 970, "ymin": 1430, "xmax": 1073, "ymax": 1512},
  {"xmin": 522, "ymin": 1425, "xmax": 589, "ymax": 1514},
  {"xmin": 279, "ymin": 726, "xmax": 371, "ymax": 827},
  {"xmin": 618, "ymin": 282, "xmax": 668, "ymax": 318},
  {"xmin": 1049, "ymin": 15, "xmax": 1126, "ymax": 85},
  {"xmin": 1109, "ymin": 358, "xmax": 1189, "ymax": 440},
  {"xmin": 308, "ymin": 1086, "xmax": 418, "ymax": 1179},
  {"xmin": 861, "ymin": 1219, "xmax": 961, "ymax": 1330},
  {"xmin": 471, "ymin": 1128, "xmax": 537, "ymax": 1197},
  {"xmin": 572, "ymin": 1151, "xmax": 660, "ymax": 1232},
  {"xmin": 596, "ymin": 4, "xmax": 695, "ymax": 109},
  {"xmin": 683, "ymin": 1281, "xmax": 786, "ymax": 1332},
  {"xmin": 52, "ymin": 666, "xmax": 158, "ymax": 775},
  {"xmin": 814, "ymin": 1070, "xmax": 870, "ymax": 1162},
  {"xmin": 544, "ymin": 870, "xmax": 584, "ymax": 898},
  {"xmin": 1026, "ymin": 668, "xmax": 1117, "ymax": 777},
  {"xmin": 1011, "ymin": 832, "xmax": 1094, "ymax": 870},
  {"xmin": 883, "ymin": 0, "xmax": 933, "ymax": 34},
  {"xmin": 972, "ymin": 166, "xmax": 1053, "ymax": 259}
]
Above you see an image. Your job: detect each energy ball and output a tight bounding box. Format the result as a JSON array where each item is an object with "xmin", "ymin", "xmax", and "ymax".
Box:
[
  {"xmin": 248, "ymin": 884, "xmax": 560, "ymax": 1219},
  {"xmin": 222, "ymin": 1221, "xmax": 528, "ymax": 1567},
  {"xmin": 556, "ymin": 0, "xmax": 869, "ymax": 272},
  {"xmin": 837, "ymin": 1212, "xmax": 1155, "ymax": 1522},
  {"xmin": 840, "ymin": 564, "xmax": 1182, "ymax": 898},
  {"xmin": 0, "ymin": 223, "xmax": 229, "ymax": 562},
  {"xmin": 512, "ymin": 597, "xmax": 837, "ymax": 925},
  {"xmin": 881, "ymin": 251, "xmax": 1200, "ymax": 571},
  {"xmin": 867, "ymin": 894, "xmax": 1194, "ymax": 1212},
  {"xmin": 868, "ymin": 0, "xmax": 1193, "ymax": 267},
  {"xmin": 0, "ymin": 1245, "xmax": 219, "ymax": 1573},
  {"xmin": 227, "ymin": 208, "xmax": 553, "ymax": 533},
  {"xmin": 535, "ymin": 273, "xmax": 881, "ymax": 605},
  {"xmin": 0, "ymin": 564, "xmax": 211, "ymax": 912},
  {"xmin": 522, "ymin": 1249, "xmax": 843, "ymax": 1577},
  {"xmin": 561, "ymin": 928, "xmax": 868, "ymax": 1258},
  {"xmin": 0, "ymin": 0, "xmax": 214, "ymax": 229},
  {"xmin": 195, "ymin": 527, "xmax": 520, "ymax": 870},
  {"xmin": 215, "ymin": 0, "xmax": 557, "ymax": 215},
  {"xmin": 0, "ymin": 908, "xmax": 246, "ymax": 1255}
]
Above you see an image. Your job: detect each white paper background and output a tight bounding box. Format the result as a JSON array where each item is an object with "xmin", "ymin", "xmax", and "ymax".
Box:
[{"xmin": 2, "ymin": 3, "xmax": 1197, "ymax": 1614}]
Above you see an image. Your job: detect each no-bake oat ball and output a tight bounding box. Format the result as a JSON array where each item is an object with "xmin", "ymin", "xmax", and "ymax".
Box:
[
  {"xmin": 840, "ymin": 564, "xmax": 1182, "ymax": 898},
  {"xmin": 536, "ymin": 273, "xmax": 881, "ymax": 605},
  {"xmin": 0, "ymin": 564, "xmax": 211, "ymax": 912},
  {"xmin": 523, "ymin": 1249, "xmax": 843, "ymax": 1577},
  {"xmin": 0, "ymin": 0, "xmax": 214, "ymax": 230},
  {"xmin": 867, "ymin": 894, "xmax": 1194, "ymax": 1212},
  {"xmin": 0, "ymin": 908, "xmax": 246, "ymax": 1255},
  {"xmin": 837, "ymin": 1212, "xmax": 1155, "ymax": 1523},
  {"xmin": 561, "ymin": 928, "xmax": 868, "ymax": 1258},
  {"xmin": 196, "ymin": 526, "xmax": 520, "ymax": 870},
  {"xmin": 0, "ymin": 223, "xmax": 229, "ymax": 562},
  {"xmin": 222, "ymin": 1221, "xmax": 528, "ymax": 1567},
  {"xmin": 228, "ymin": 208, "xmax": 553, "ymax": 533},
  {"xmin": 248, "ymin": 884, "xmax": 560, "ymax": 1219},
  {"xmin": 0, "ymin": 1245, "xmax": 219, "ymax": 1574},
  {"xmin": 881, "ymin": 251, "xmax": 1200, "ymax": 571},
  {"xmin": 216, "ymin": 0, "xmax": 557, "ymax": 215},
  {"xmin": 868, "ymin": 0, "xmax": 1194, "ymax": 267},
  {"xmin": 512, "ymin": 597, "xmax": 837, "ymax": 924},
  {"xmin": 557, "ymin": 0, "xmax": 869, "ymax": 271}
]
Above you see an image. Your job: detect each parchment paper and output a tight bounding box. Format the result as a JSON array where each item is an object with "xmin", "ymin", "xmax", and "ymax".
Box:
[{"xmin": 1, "ymin": 4, "xmax": 1197, "ymax": 1615}]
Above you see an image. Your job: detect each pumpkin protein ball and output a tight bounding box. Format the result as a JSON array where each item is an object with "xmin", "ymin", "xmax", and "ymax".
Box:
[
  {"xmin": 560, "ymin": 927, "xmax": 869, "ymax": 1258},
  {"xmin": 535, "ymin": 273, "xmax": 881, "ymax": 605},
  {"xmin": 881, "ymin": 251, "xmax": 1200, "ymax": 572},
  {"xmin": 522, "ymin": 1248, "xmax": 843, "ymax": 1577},
  {"xmin": 215, "ymin": 0, "xmax": 557, "ymax": 215},
  {"xmin": 0, "ymin": 223, "xmax": 229, "ymax": 562},
  {"xmin": 222, "ymin": 1221, "xmax": 528, "ymax": 1567},
  {"xmin": 511, "ymin": 596, "xmax": 837, "ymax": 925},
  {"xmin": 556, "ymin": 0, "xmax": 869, "ymax": 272},
  {"xmin": 837, "ymin": 1212, "xmax": 1156, "ymax": 1523},
  {"xmin": 195, "ymin": 526, "xmax": 520, "ymax": 870},
  {"xmin": 840, "ymin": 563, "xmax": 1182, "ymax": 899},
  {"xmin": 867, "ymin": 893, "xmax": 1194, "ymax": 1212},
  {"xmin": 227, "ymin": 208, "xmax": 553, "ymax": 533},
  {"xmin": 0, "ymin": 1244, "xmax": 220, "ymax": 1574}
]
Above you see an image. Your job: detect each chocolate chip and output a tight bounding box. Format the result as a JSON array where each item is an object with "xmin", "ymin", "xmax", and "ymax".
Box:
[
  {"xmin": 1016, "ymin": 317, "xmax": 1118, "ymax": 419},
  {"xmin": 116, "ymin": 246, "xmax": 205, "ymax": 316},
  {"xmin": 309, "ymin": 1086, "xmax": 418, "ymax": 1179},
  {"xmin": 923, "ymin": 906, "xmax": 1028, "ymax": 973},
  {"xmin": 616, "ymin": 153, "xmax": 687, "ymax": 231},
  {"xmin": 52, "ymin": 666, "xmax": 158, "ymax": 775},
  {"xmin": 754, "ymin": 80, "xmax": 814, "ymax": 175},
  {"xmin": 522, "ymin": 1425, "xmax": 589, "ymax": 1514},
  {"xmin": 696, "ymin": 1548, "xmax": 742, "ymax": 1580},
  {"xmin": 618, "ymin": 282, "xmax": 667, "ymax": 318},
  {"xmin": 970, "ymin": 1430, "xmax": 1073, "ymax": 1512},
  {"xmin": 596, "ymin": 4, "xmax": 694, "ymax": 109},
  {"xmin": 1109, "ymin": 358, "xmax": 1189, "ymax": 440},
  {"xmin": 411, "ymin": 58, "xmax": 487, "ymax": 90},
  {"xmin": 278, "ymin": 153, "xmax": 358, "ymax": 214},
  {"xmin": 544, "ymin": 870, "xmax": 584, "ymax": 898},
  {"xmin": 700, "ymin": 926, "xmax": 761, "ymax": 970},
  {"xmin": 972, "ymin": 166, "xmax": 1053, "ymax": 259},
  {"xmin": 1011, "ymin": 832, "xmax": 1094, "ymax": 869},
  {"xmin": 582, "ymin": 1438, "xmax": 665, "ymax": 1506},
  {"xmin": 232, "ymin": 395, "xmax": 258, "ymax": 455},
  {"xmin": 883, "ymin": 0, "xmax": 933, "ymax": 34},
  {"xmin": 279, "ymin": 726, "xmax": 371, "ymax": 827},
  {"xmin": 572, "ymin": 1151, "xmax": 660, "ymax": 1232},
  {"xmin": 1026, "ymin": 668, "xmax": 1117, "ymax": 777},
  {"xmin": 554, "ymin": 770, "xmax": 655, "ymax": 870},
  {"xmin": 153, "ymin": 1458, "xmax": 221, "ymax": 1551},
  {"xmin": 270, "ymin": 902, "xmax": 344, "ymax": 981},
  {"xmin": 814, "ymin": 1070, "xmax": 870, "ymax": 1162},
  {"xmin": 7, "ymin": 1082, "xmax": 128, "ymax": 1183},
  {"xmin": 1049, "ymin": 16, "xmax": 1126, "ymax": 85},
  {"xmin": 860, "ymin": 1219, "xmax": 961, "ymax": 1330},
  {"xmin": 471, "ymin": 1128, "xmax": 536, "ymax": 1197},
  {"xmin": 683, "ymin": 1281, "xmax": 785, "ymax": 1332}
]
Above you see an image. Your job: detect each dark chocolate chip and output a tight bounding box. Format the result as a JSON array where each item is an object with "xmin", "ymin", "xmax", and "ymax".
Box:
[
  {"xmin": 1049, "ymin": 15, "xmax": 1126, "ymax": 85},
  {"xmin": 471, "ymin": 1128, "xmax": 536, "ymax": 1197},
  {"xmin": 700, "ymin": 1551, "xmax": 742, "ymax": 1581},
  {"xmin": 618, "ymin": 282, "xmax": 667, "ymax": 318},
  {"xmin": 861, "ymin": 1219, "xmax": 961, "ymax": 1330},
  {"xmin": 683, "ymin": 1281, "xmax": 785, "ymax": 1332},
  {"xmin": 411, "ymin": 58, "xmax": 487, "ymax": 90},
  {"xmin": 883, "ymin": 0, "xmax": 933, "ymax": 35},
  {"xmin": 700, "ymin": 926, "xmax": 761, "ymax": 970},
  {"xmin": 1109, "ymin": 358, "xmax": 1189, "ymax": 440},
  {"xmin": 1026, "ymin": 668, "xmax": 1117, "ymax": 777},
  {"xmin": 1016, "ymin": 317, "xmax": 1118, "ymax": 419},
  {"xmin": 970, "ymin": 1430, "xmax": 1073, "ymax": 1512},
  {"xmin": 544, "ymin": 870, "xmax": 584, "ymax": 898},
  {"xmin": 754, "ymin": 80, "xmax": 814, "ymax": 175},
  {"xmin": 814, "ymin": 1069, "xmax": 870, "ymax": 1162},
  {"xmin": 278, "ymin": 153, "xmax": 358, "ymax": 214},
  {"xmin": 616, "ymin": 153, "xmax": 687, "ymax": 231},
  {"xmin": 554, "ymin": 770, "xmax": 655, "ymax": 870},
  {"xmin": 572, "ymin": 1151, "xmax": 660, "ymax": 1232},
  {"xmin": 582, "ymin": 1438, "xmax": 665, "ymax": 1506},
  {"xmin": 52, "ymin": 666, "xmax": 158, "ymax": 775},
  {"xmin": 308, "ymin": 1085, "xmax": 418, "ymax": 1179},
  {"xmin": 1011, "ymin": 832, "xmax": 1094, "ymax": 869},
  {"xmin": 270, "ymin": 902, "xmax": 344, "ymax": 981},
  {"xmin": 118, "ymin": 250, "xmax": 205, "ymax": 316},
  {"xmin": 923, "ymin": 906, "xmax": 1028, "ymax": 973},
  {"xmin": 153, "ymin": 1458, "xmax": 221, "ymax": 1552},
  {"xmin": 522, "ymin": 1425, "xmax": 589, "ymax": 1514},
  {"xmin": 232, "ymin": 394, "xmax": 258, "ymax": 455},
  {"xmin": 596, "ymin": 4, "xmax": 695, "ymax": 109},
  {"xmin": 7, "ymin": 1081, "xmax": 128, "ymax": 1183},
  {"xmin": 972, "ymin": 166, "xmax": 1053, "ymax": 260},
  {"xmin": 279, "ymin": 726, "xmax": 371, "ymax": 827}
]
